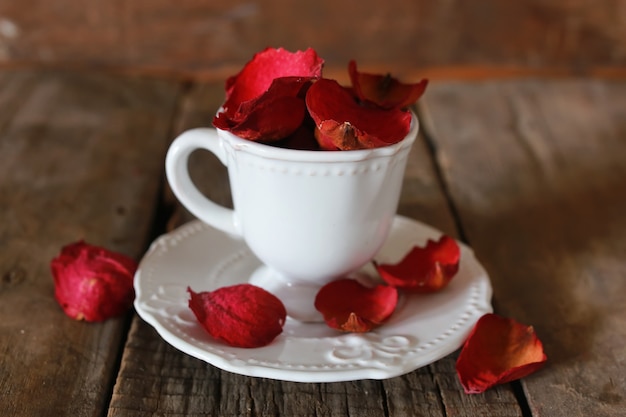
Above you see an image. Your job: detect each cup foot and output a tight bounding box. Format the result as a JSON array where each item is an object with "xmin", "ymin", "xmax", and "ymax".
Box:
[{"xmin": 249, "ymin": 265, "xmax": 326, "ymax": 323}]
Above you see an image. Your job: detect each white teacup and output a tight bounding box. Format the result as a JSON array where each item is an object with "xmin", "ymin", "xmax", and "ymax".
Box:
[{"xmin": 166, "ymin": 114, "xmax": 418, "ymax": 321}]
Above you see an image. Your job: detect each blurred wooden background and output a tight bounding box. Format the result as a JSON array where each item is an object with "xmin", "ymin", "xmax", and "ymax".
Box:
[{"xmin": 0, "ymin": 0, "xmax": 624, "ymax": 80}]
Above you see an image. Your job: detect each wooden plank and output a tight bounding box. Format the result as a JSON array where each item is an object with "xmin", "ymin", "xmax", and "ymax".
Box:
[
  {"xmin": 0, "ymin": 70, "xmax": 180, "ymax": 416},
  {"xmin": 1, "ymin": 0, "xmax": 626, "ymax": 77},
  {"xmin": 421, "ymin": 80, "xmax": 626, "ymax": 416},
  {"xmin": 108, "ymin": 82, "xmax": 524, "ymax": 416}
]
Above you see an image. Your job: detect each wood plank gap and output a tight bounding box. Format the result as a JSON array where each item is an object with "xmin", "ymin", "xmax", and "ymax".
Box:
[
  {"xmin": 96, "ymin": 76, "xmax": 191, "ymax": 416},
  {"xmin": 511, "ymin": 381, "xmax": 533, "ymax": 417},
  {"xmin": 140, "ymin": 79, "xmax": 196, "ymax": 245},
  {"xmin": 101, "ymin": 138, "xmax": 191, "ymax": 413},
  {"xmin": 378, "ymin": 380, "xmax": 391, "ymax": 417},
  {"xmin": 99, "ymin": 314, "xmax": 135, "ymax": 417},
  {"xmin": 417, "ymin": 99, "xmax": 532, "ymax": 416},
  {"xmin": 415, "ymin": 103, "xmax": 469, "ymax": 244},
  {"xmin": 101, "ymin": 80, "xmax": 193, "ymax": 416},
  {"xmin": 103, "ymin": 119, "xmax": 182, "ymax": 417}
]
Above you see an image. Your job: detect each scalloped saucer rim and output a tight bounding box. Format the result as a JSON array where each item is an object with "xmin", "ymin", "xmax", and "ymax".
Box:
[{"xmin": 134, "ymin": 215, "xmax": 493, "ymax": 382}]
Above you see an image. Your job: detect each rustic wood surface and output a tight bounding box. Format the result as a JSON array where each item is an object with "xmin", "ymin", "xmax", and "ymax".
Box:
[
  {"xmin": 0, "ymin": 70, "xmax": 179, "ymax": 416},
  {"xmin": 1, "ymin": 0, "xmax": 625, "ymax": 78},
  {"xmin": 421, "ymin": 80, "xmax": 626, "ymax": 417},
  {"xmin": 1, "ymin": 71, "xmax": 625, "ymax": 416}
]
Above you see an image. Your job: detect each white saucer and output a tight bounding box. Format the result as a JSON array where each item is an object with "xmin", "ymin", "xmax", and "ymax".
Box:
[{"xmin": 134, "ymin": 216, "xmax": 492, "ymax": 382}]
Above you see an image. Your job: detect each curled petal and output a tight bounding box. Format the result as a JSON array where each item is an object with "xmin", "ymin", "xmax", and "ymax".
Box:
[
  {"xmin": 314, "ymin": 278, "xmax": 398, "ymax": 332},
  {"xmin": 214, "ymin": 48, "xmax": 324, "ymax": 141},
  {"xmin": 349, "ymin": 60, "xmax": 428, "ymax": 109},
  {"xmin": 456, "ymin": 314, "xmax": 547, "ymax": 394},
  {"xmin": 214, "ymin": 90, "xmax": 306, "ymax": 141},
  {"xmin": 306, "ymin": 78, "xmax": 412, "ymax": 150},
  {"xmin": 51, "ymin": 240, "xmax": 137, "ymax": 322},
  {"xmin": 188, "ymin": 284, "xmax": 287, "ymax": 348},
  {"xmin": 374, "ymin": 235, "xmax": 460, "ymax": 292}
]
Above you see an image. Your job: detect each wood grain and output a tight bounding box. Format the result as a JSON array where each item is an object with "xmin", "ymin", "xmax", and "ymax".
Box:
[
  {"xmin": 0, "ymin": 70, "xmax": 180, "ymax": 416},
  {"xmin": 107, "ymin": 82, "xmax": 524, "ymax": 416},
  {"xmin": 1, "ymin": 0, "xmax": 625, "ymax": 78},
  {"xmin": 421, "ymin": 80, "xmax": 626, "ymax": 417},
  {"xmin": 3, "ymin": 68, "xmax": 625, "ymax": 416}
]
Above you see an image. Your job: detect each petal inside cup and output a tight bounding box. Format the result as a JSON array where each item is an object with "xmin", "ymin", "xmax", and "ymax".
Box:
[{"xmin": 306, "ymin": 78, "xmax": 412, "ymax": 150}]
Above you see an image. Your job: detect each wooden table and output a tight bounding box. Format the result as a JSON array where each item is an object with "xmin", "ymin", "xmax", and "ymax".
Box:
[{"xmin": 1, "ymin": 70, "xmax": 624, "ymax": 417}]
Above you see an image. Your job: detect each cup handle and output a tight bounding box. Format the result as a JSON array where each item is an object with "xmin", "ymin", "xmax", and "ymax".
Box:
[{"xmin": 165, "ymin": 128, "xmax": 241, "ymax": 237}]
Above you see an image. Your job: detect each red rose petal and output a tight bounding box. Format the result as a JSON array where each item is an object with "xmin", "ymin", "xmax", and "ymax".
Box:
[
  {"xmin": 224, "ymin": 47, "xmax": 324, "ymax": 105},
  {"xmin": 314, "ymin": 278, "xmax": 398, "ymax": 332},
  {"xmin": 188, "ymin": 284, "xmax": 287, "ymax": 348},
  {"xmin": 50, "ymin": 240, "xmax": 137, "ymax": 322},
  {"xmin": 214, "ymin": 48, "xmax": 324, "ymax": 141},
  {"xmin": 456, "ymin": 314, "xmax": 547, "ymax": 394},
  {"xmin": 374, "ymin": 235, "xmax": 460, "ymax": 292},
  {"xmin": 306, "ymin": 78, "xmax": 412, "ymax": 150},
  {"xmin": 214, "ymin": 93, "xmax": 306, "ymax": 141},
  {"xmin": 348, "ymin": 60, "xmax": 428, "ymax": 109}
]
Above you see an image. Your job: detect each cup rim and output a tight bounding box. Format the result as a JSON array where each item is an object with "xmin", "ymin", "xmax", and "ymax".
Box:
[{"xmin": 216, "ymin": 111, "xmax": 419, "ymax": 162}]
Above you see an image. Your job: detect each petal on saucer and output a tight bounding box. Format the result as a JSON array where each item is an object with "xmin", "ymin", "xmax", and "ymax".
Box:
[
  {"xmin": 188, "ymin": 284, "xmax": 287, "ymax": 348},
  {"xmin": 314, "ymin": 278, "xmax": 398, "ymax": 332},
  {"xmin": 374, "ymin": 235, "xmax": 460, "ymax": 292}
]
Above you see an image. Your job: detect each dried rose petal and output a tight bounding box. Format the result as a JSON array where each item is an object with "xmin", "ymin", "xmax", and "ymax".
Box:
[
  {"xmin": 306, "ymin": 78, "xmax": 412, "ymax": 150},
  {"xmin": 50, "ymin": 240, "xmax": 137, "ymax": 322},
  {"xmin": 374, "ymin": 235, "xmax": 460, "ymax": 292},
  {"xmin": 213, "ymin": 47, "xmax": 324, "ymax": 141},
  {"xmin": 456, "ymin": 314, "xmax": 547, "ymax": 394},
  {"xmin": 224, "ymin": 47, "xmax": 324, "ymax": 103},
  {"xmin": 314, "ymin": 278, "xmax": 398, "ymax": 332},
  {"xmin": 214, "ymin": 85, "xmax": 306, "ymax": 141},
  {"xmin": 188, "ymin": 284, "xmax": 286, "ymax": 348},
  {"xmin": 348, "ymin": 60, "xmax": 428, "ymax": 109}
]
